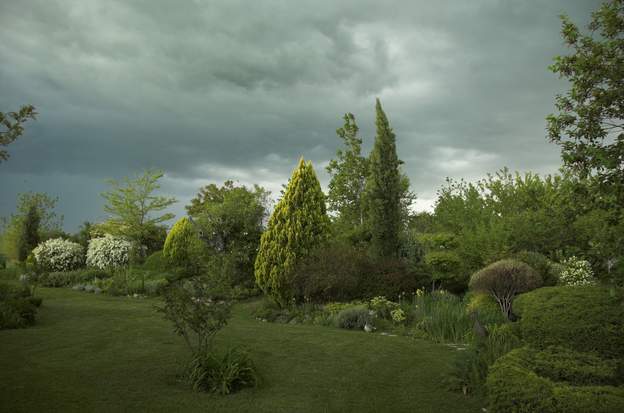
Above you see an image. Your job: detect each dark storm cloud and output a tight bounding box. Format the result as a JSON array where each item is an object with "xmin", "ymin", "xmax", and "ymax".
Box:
[{"xmin": 0, "ymin": 0, "xmax": 602, "ymax": 230}]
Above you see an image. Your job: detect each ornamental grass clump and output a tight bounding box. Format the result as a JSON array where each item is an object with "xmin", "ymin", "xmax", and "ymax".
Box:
[
  {"xmin": 469, "ymin": 259, "xmax": 541, "ymax": 320},
  {"xmin": 32, "ymin": 238, "xmax": 84, "ymax": 272}
]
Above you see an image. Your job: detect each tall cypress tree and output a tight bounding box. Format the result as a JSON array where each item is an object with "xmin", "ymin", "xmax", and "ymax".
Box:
[
  {"xmin": 17, "ymin": 204, "xmax": 40, "ymax": 261},
  {"xmin": 254, "ymin": 158, "xmax": 330, "ymax": 305},
  {"xmin": 365, "ymin": 98, "xmax": 402, "ymax": 258}
]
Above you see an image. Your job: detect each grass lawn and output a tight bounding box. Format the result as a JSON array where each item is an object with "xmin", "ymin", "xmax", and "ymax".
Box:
[{"xmin": 0, "ymin": 288, "xmax": 484, "ymax": 412}]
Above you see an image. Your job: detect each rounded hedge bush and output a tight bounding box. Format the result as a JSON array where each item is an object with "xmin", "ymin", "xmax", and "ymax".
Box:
[
  {"xmin": 469, "ymin": 259, "xmax": 541, "ymax": 319},
  {"xmin": 513, "ymin": 286, "xmax": 624, "ymax": 358},
  {"xmin": 86, "ymin": 235, "xmax": 131, "ymax": 270},
  {"xmin": 486, "ymin": 346, "xmax": 624, "ymax": 413},
  {"xmin": 163, "ymin": 217, "xmax": 204, "ymax": 275},
  {"xmin": 514, "ymin": 251, "xmax": 559, "ymax": 286},
  {"xmin": 32, "ymin": 238, "xmax": 85, "ymax": 272}
]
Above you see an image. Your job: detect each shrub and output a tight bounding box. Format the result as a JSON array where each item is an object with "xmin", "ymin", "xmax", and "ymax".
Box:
[
  {"xmin": 163, "ymin": 218, "xmax": 205, "ymax": 275},
  {"xmin": 464, "ymin": 293, "xmax": 506, "ymax": 326},
  {"xmin": 486, "ymin": 346, "xmax": 624, "ymax": 413},
  {"xmin": 469, "ymin": 259, "xmax": 542, "ymax": 320},
  {"xmin": 514, "ymin": 251, "xmax": 559, "ymax": 286},
  {"xmin": 39, "ymin": 268, "xmax": 111, "ymax": 288},
  {"xmin": 32, "ymin": 238, "xmax": 84, "ymax": 272},
  {"xmin": 558, "ymin": 256, "xmax": 596, "ymax": 286},
  {"xmin": 292, "ymin": 245, "xmax": 426, "ymax": 303},
  {"xmin": 187, "ymin": 347, "xmax": 258, "ymax": 394},
  {"xmin": 335, "ymin": 306, "xmax": 372, "ymax": 330},
  {"xmin": 0, "ymin": 282, "xmax": 41, "ymax": 329},
  {"xmin": 0, "ymin": 254, "xmax": 6, "ymax": 269},
  {"xmin": 86, "ymin": 235, "xmax": 131, "ymax": 270},
  {"xmin": 368, "ymin": 296, "xmax": 399, "ymax": 319},
  {"xmin": 143, "ymin": 250, "xmax": 169, "ymax": 271},
  {"xmin": 513, "ymin": 286, "xmax": 624, "ymax": 358},
  {"xmin": 157, "ymin": 276, "xmax": 232, "ymax": 355}
]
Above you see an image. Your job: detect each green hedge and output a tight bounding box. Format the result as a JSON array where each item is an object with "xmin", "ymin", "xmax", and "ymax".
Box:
[
  {"xmin": 0, "ymin": 282, "xmax": 42, "ymax": 330},
  {"xmin": 513, "ymin": 286, "xmax": 624, "ymax": 358},
  {"xmin": 486, "ymin": 346, "xmax": 624, "ymax": 413}
]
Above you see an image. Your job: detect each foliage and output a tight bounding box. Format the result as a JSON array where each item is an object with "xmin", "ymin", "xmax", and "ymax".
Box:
[
  {"xmin": 326, "ymin": 113, "xmax": 369, "ymax": 229},
  {"xmin": 0, "ymin": 104, "xmax": 37, "ymax": 162},
  {"xmin": 157, "ymin": 276, "xmax": 232, "ymax": 355},
  {"xmin": 364, "ymin": 99, "xmax": 406, "ymax": 258},
  {"xmin": 464, "ymin": 292, "xmax": 507, "ymax": 326},
  {"xmin": 39, "ymin": 268, "xmax": 110, "ymax": 288},
  {"xmin": 559, "ymin": 256, "xmax": 596, "ymax": 286},
  {"xmin": 0, "ymin": 192, "xmax": 63, "ymax": 262},
  {"xmin": 187, "ymin": 180, "xmax": 269, "ymax": 288},
  {"xmin": 410, "ymin": 292, "xmax": 472, "ymax": 343},
  {"xmin": 32, "ymin": 238, "xmax": 84, "ymax": 272},
  {"xmin": 17, "ymin": 204, "xmax": 40, "ymax": 262},
  {"xmin": 254, "ymin": 158, "xmax": 330, "ymax": 305},
  {"xmin": 99, "ymin": 169, "xmax": 177, "ymax": 255},
  {"xmin": 142, "ymin": 250, "xmax": 169, "ymax": 271},
  {"xmin": 186, "ymin": 347, "xmax": 258, "ymax": 394},
  {"xmin": 514, "ymin": 251, "xmax": 559, "ymax": 286},
  {"xmin": 368, "ymin": 296, "xmax": 399, "ymax": 319},
  {"xmin": 513, "ymin": 286, "xmax": 624, "ymax": 358},
  {"xmin": 547, "ymin": 0, "xmax": 624, "ymax": 201},
  {"xmin": 0, "ymin": 281, "xmax": 41, "ymax": 329},
  {"xmin": 449, "ymin": 323, "xmax": 521, "ymax": 394},
  {"xmin": 335, "ymin": 306, "xmax": 372, "ymax": 330},
  {"xmin": 486, "ymin": 346, "xmax": 624, "ymax": 413},
  {"xmin": 86, "ymin": 235, "xmax": 131, "ymax": 270},
  {"xmin": 162, "ymin": 217, "xmax": 205, "ymax": 276},
  {"xmin": 469, "ymin": 259, "xmax": 541, "ymax": 319}
]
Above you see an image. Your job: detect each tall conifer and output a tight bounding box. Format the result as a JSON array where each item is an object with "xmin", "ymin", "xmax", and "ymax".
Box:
[
  {"xmin": 254, "ymin": 158, "xmax": 330, "ymax": 305},
  {"xmin": 365, "ymin": 99, "xmax": 402, "ymax": 258}
]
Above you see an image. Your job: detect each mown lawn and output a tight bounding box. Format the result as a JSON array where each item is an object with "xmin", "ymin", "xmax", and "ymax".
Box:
[{"xmin": 0, "ymin": 288, "xmax": 484, "ymax": 412}]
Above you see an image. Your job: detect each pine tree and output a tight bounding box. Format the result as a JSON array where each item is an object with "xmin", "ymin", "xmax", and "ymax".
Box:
[
  {"xmin": 365, "ymin": 99, "xmax": 403, "ymax": 258},
  {"xmin": 17, "ymin": 204, "xmax": 40, "ymax": 261},
  {"xmin": 254, "ymin": 158, "xmax": 330, "ymax": 305}
]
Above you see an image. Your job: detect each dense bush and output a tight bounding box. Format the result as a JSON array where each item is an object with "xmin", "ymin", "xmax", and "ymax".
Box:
[
  {"xmin": 486, "ymin": 346, "xmax": 624, "ymax": 413},
  {"xmin": 162, "ymin": 217, "xmax": 205, "ymax": 275},
  {"xmin": 513, "ymin": 286, "xmax": 624, "ymax": 358},
  {"xmin": 335, "ymin": 306, "xmax": 372, "ymax": 330},
  {"xmin": 0, "ymin": 254, "xmax": 6, "ymax": 269},
  {"xmin": 514, "ymin": 251, "xmax": 559, "ymax": 286},
  {"xmin": 32, "ymin": 238, "xmax": 84, "ymax": 272},
  {"xmin": 187, "ymin": 347, "xmax": 258, "ymax": 394},
  {"xmin": 142, "ymin": 250, "xmax": 169, "ymax": 271},
  {"xmin": 86, "ymin": 235, "xmax": 131, "ymax": 269},
  {"xmin": 469, "ymin": 259, "xmax": 541, "ymax": 319},
  {"xmin": 0, "ymin": 282, "xmax": 41, "ymax": 329},
  {"xmin": 292, "ymin": 245, "xmax": 428, "ymax": 303},
  {"xmin": 558, "ymin": 256, "xmax": 596, "ymax": 286}
]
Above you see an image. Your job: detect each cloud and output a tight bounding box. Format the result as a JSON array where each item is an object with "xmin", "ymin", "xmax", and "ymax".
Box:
[{"xmin": 0, "ymin": 0, "xmax": 602, "ymax": 229}]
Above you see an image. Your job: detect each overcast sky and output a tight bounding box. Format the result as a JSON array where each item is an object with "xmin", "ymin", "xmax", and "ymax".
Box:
[{"xmin": 0, "ymin": 0, "xmax": 601, "ymax": 232}]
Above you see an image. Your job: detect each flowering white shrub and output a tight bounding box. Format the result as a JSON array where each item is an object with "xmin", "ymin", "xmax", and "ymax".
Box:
[
  {"xmin": 86, "ymin": 235, "xmax": 131, "ymax": 269},
  {"xmin": 559, "ymin": 256, "xmax": 596, "ymax": 286},
  {"xmin": 32, "ymin": 238, "xmax": 85, "ymax": 272}
]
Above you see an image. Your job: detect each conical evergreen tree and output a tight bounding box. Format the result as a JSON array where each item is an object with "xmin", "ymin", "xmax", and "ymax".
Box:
[
  {"xmin": 365, "ymin": 98, "xmax": 402, "ymax": 258},
  {"xmin": 255, "ymin": 158, "xmax": 330, "ymax": 305},
  {"xmin": 18, "ymin": 204, "xmax": 40, "ymax": 261}
]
